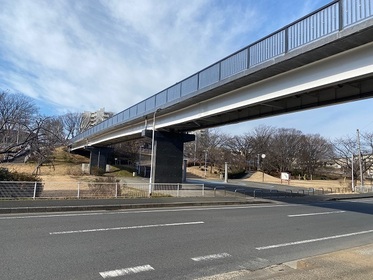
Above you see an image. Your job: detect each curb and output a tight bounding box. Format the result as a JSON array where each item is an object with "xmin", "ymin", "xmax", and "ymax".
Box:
[
  {"xmin": 325, "ymin": 194, "xmax": 373, "ymax": 201},
  {"xmin": 0, "ymin": 200, "xmax": 270, "ymax": 214}
]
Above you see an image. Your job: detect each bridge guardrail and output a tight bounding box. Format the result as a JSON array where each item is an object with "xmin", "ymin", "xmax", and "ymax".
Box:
[{"xmin": 70, "ymin": 0, "xmax": 373, "ymax": 146}]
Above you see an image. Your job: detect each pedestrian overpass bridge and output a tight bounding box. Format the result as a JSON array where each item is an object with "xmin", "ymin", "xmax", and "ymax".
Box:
[{"xmin": 69, "ymin": 0, "xmax": 373, "ymax": 183}]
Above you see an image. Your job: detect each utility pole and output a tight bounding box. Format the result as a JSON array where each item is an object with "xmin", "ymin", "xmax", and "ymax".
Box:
[
  {"xmin": 357, "ymin": 129, "xmax": 364, "ymax": 187},
  {"xmin": 351, "ymin": 154, "xmax": 354, "ymax": 192}
]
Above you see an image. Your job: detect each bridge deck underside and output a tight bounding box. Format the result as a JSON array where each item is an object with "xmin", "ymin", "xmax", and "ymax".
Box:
[
  {"xmin": 163, "ymin": 21, "xmax": 373, "ymax": 132},
  {"xmin": 172, "ymin": 76, "xmax": 373, "ymax": 132}
]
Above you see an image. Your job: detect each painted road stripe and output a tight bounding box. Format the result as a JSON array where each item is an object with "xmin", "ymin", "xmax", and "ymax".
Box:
[
  {"xmin": 288, "ymin": 210, "xmax": 346, "ymax": 217},
  {"xmin": 192, "ymin": 253, "xmax": 231, "ymax": 262},
  {"xmin": 99, "ymin": 264, "xmax": 154, "ymax": 278},
  {"xmin": 256, "ymin": 229, "xmax": 373, "ymax": 250},
  {"xmin": 50, "ymin": 221, "xmax": 204, "ymax": 235}
]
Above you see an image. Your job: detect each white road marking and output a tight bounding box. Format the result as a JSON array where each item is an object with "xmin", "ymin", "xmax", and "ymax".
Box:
[
  {"xmin": 0, "ymin": 204, "xmax": 294, "ymax": 220},
  {"xmin": 192, "ymin": 253, "xmax": 231, "ymax": 262},
  {"xmin": 256, "ymin": 229, "xmax": 373, "ymax": 250},
  {"xmin": 49, "ymin": 221, "xmax": 204, "ymax": 235},
  {"xmin": 99, "ymin": 264, "xmax": 154, "ymax": 278},
  {"xmin": 288, "ymin": 210, "xmax": 346, "ymax": 217}
]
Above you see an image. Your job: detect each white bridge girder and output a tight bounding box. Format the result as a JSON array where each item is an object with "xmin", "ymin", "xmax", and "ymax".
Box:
[
  {"xmin": 160, "ymin": 41, "xmax": 373, "ymax": 131},
  {"xmin": 71, "ymin": 40, "xmax": 373, "ymax": 150}
]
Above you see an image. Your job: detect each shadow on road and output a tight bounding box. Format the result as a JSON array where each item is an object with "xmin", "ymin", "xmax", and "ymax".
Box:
[{"xmin": 188, "ymin": 178, "xmax": 373, "ymax": 215}]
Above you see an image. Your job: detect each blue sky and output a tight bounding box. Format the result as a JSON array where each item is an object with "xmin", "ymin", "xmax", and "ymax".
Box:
[{"xmin": 1, "ymin": 0, "xmax": 372, "ymax": 139}]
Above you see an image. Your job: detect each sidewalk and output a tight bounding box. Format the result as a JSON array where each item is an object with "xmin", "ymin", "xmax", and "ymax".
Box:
[
  {"xmin": 0, "ymin": 196, "xmax": 269, "ymax": 214},
  {"xmin": 1, "ymin": 190, "xmax": 372, "ymax": 214}
]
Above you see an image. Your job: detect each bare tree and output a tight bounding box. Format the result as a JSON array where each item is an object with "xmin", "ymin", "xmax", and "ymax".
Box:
[
  {"xmin": 333, "ymin": 132, "xmax": 373, "ymax": 183},
  {"xmin": 186, "ymin": 129, "xmax": 230, "ymax": 173},
  {"xmin": 249, "ymin": 125, "xmax": 275, "ymax": 170},
  {"xmin": 59, "ymin": 112, "xmax": 82, "ymax": 140},
  {"xmin": 268, "ymin": 128, "xmax": 303, "ymax": 173},
  {"xmin": 112, "ymin": 139, "xmax": 151, "ymax": 166},
  {"xmin": 0, "ymin": 91, "xmax": 38, "ymax": 162},
  {"xmin": 298, "ymin": 134, "xmax": 333, "ymax": 178},
  {"xmin": 226, "ymin": 133, "xmax": 254, "ymax": 171},
  {"xmin": 28, "ymin": 116, "xmax": 66, "ymax": 174}
]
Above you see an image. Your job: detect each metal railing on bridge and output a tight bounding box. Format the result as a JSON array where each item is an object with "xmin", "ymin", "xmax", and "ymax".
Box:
[{"xmin": 71, "ymin": 0, "xmax": 372, "ymax": 144}]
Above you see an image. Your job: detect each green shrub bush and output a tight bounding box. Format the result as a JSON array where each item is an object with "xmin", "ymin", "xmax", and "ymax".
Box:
[
  {"xmin": 0, "ymin": 168, "xmax": 43, "ymax": 198},
  {"xmin": 0, "ymin": 167, "xmax": 40, "ymax": 181}
]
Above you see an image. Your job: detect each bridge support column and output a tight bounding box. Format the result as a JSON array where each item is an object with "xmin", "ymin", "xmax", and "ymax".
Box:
[
  {"xmin": 143, "ymin": 130, "xmax": 195, "ymax": 183},
  {"xmin": 85, "ymin": 146, "xmax": 113, "ymax": 174}
]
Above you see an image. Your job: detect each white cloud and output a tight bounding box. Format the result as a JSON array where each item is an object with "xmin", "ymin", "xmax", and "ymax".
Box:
[
  {"xmin": 0, "ymin": 0, "xmax": 263, "ymax": 114},
  {"xmin": 3, "ymin": 0, "xmax": 368, "ymax": 139}
]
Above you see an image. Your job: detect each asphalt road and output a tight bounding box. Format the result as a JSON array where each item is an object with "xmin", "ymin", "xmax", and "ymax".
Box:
[{"xmin": 1, "ymin": 198, "xmax": 373, "ymax": 279}]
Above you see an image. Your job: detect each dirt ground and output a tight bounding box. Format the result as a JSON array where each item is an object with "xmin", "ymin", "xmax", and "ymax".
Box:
[
  {"xmin": 0, "ymin": 162, "xmax": 94, "ymax": 190},
  {"xmin": 245, "ymin": 171, "xmax": 355, "ymax": 192},
  {"xmin": 187, "ymin": 166, "xmax": 359, "ymax": 193},
  {"xmin": 1, "ymin": 162, "xmax": 363, "ymax": 193}
]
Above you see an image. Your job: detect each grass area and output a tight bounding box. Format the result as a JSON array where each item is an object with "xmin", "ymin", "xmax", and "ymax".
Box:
[
  {"xmin": 0, "ymin": 146, "xmax": 136, "ymax": 183},
  {"xmin": 106, "ymin": 165, "xmax": 137, "ymax": 177}
]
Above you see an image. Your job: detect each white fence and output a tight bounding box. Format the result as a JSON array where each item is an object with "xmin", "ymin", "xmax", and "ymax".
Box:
[
  {"xmin": 0, "ymin": 181, "xmax": 218, "ymax": 199},
  {"xmin": 2, "ymin": 181, "xmax": 371, "ymax": 200}
]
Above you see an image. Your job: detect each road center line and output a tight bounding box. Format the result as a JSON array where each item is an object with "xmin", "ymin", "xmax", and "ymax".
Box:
[
  {"xmin": 49, "ymin": 221, "xmax": 204, "ymax": 235},
  {"xmin": 288, "ymin": 210, "xmax": 346, "ymax": 217},
  {"xmin": 99, "ymin": 264, "xmax": 154, "ymax": 278},
  {"xmin": 192, "ymin": 253, "xmax": 231, "ymax": 262},
  {"xmin": 256, "ymin": 229, "xmax": 373, "ymax": 250}
]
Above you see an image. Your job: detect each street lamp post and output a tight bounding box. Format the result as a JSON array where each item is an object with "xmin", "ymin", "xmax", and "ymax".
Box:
[
  {"xmin": 224, "ymin": 162, "xmax": 228, "ymax": 183},
  {"xmin": 261, "ymin": 154, "xmax": 266, "ymax": 182},
  {"xmin": 149, "ymin": 109, "xmax": 161, "ymax": 196},
  {"xmin": 204, "ymin": 150, "xmax": 208, "ymax": 178},
  {"xmin": 138, "ymin": 146, "xmax": 143, "ymax": 175},
  {"xmin": 357, "ymin": 129, "xmax": 364, "ymax": 187}
]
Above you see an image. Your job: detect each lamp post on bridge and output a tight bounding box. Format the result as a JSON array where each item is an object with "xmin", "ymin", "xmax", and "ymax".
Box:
[{"xmin": 149, "ymin": 109, "xmax": 161, "ymax": 197}]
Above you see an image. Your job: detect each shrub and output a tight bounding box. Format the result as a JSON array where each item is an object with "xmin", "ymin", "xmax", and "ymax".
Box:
[
  {"xmin": 91, "ymin": 167, "xmax": 106, "ymax": 176},
  {"xmin": 88, "ymin": 176, "xmax": 121, "ymax": 197},
  {"xmin": 228, "ymin": 169, "xmax": 247, "ymax": 179},
  {"xmin": 0, "ymin": 167, "xmax": 43, "ymax": 198},
  {"xmin": 66, "ymin": 166, "xmax": 84, "ymax": 176},
  {"xmin": 0, "ymin": 167, "xmax": 40, "ymax": 181}
]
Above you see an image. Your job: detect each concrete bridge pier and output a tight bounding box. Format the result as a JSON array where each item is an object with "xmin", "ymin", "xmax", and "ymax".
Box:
[
  {"xmin": 84, "ymin": 146, "xmax": 113, "ymax": 174},
  {"xmin": 143, "ymin": 130, "xmax": 195, "ymax": 183}
]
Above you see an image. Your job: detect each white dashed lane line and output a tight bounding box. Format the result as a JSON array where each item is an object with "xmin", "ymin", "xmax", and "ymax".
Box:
[
  {"xmin": 288, "ymin": 210, "xmax": 346, "ymax": 217},
  {"xmin": 191, "ymin": 253, "xmax": 232, "ymax": 262},
  {"xmin": 49, "ymin": 221, "xmax": 204, "ymax": 235},
  {"xmin": 256, "ymin": 229, "xmax": 373, "ymax": 250},
  {"xmin": 99, "ymin": 253, "xmax": 232, "ymax": 278},
  {"xmin": 99, "ymin": 265, "xmax": 154, "ymax": 278}
]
